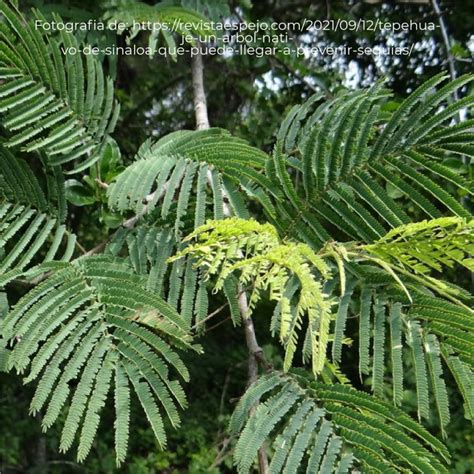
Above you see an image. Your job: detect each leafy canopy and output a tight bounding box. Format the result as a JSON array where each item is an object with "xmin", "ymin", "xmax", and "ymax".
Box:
[{"xmin": 0, "ymin": 1, "xmax": 473, "ymax": 471}]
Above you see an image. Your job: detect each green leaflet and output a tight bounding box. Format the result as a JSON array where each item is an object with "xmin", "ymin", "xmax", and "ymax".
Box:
[
  {"xmin": 1, "ymin": 255, "xmax": 197, "ymax": 462},
  {"xmin": 407, "ymin": 320, "xmax": 430, "ymax": 421},
  {"xmin": 173, "ymin": 217, "xmax": 332, "ymax": 375},
  {"xmin": 0, "ymin": 3, "xmax": 118, "ymax": 171},
  {"xmin": 424, "ymin": 333, "xmax": 450, "ymax": 436},
  {"xmin": 258, "ymin": 75, "xmax": 472, "ymax": 247},
  {"xmin": 372, "ymin": 296, "xmax": 386, "ymax": 398},
  {"xmin": 230, "ymin": 371, "xmax": 449, "ymax": 473},
  {"xmin": 332, "ymin": 282, "xmax": 354, "ymax": 364},
  {"xmin": 0, "ymin": 149, "xmax": 74, "ymax": 284},
  {"xmin": 358, "ymin": 287, "xmax": 372, "ymax": 377},
  {"xmin": 389, "ymin": 303, "xmax": 404, "ymax": 406},
  {"xmin": 114, "ymin": 364, "xmax": 130, "ymax": 467}
]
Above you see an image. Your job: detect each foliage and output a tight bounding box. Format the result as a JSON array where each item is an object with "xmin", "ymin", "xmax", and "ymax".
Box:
[
  {"xmin": 172, "ymin": 217, "xmax": 332, "ymax": 374},
  {"xmin": 365, "ymin": 217, "xmax": 474, "ymax": 274},
  {"xmin": 178, "ymin": 216, "xmax": 474, "ymax": 436},
  {"xmin": 0, "ymin": 148, "xmax": 75, "ymax": 286},
  {"xmin": 104, "ymin": 0, "xmax": 214, "ymax": 61},
  {"xmin": 106, "ymin": 128, "xmax": 268, "ymax": 232},
  {"xmin": 0, "ymin": 2, "xmax": 119, "ymax": 172},
  {"xmin": 2, "ymin": 255, "xmax": 199, "ymax": 464},
  {"xmin": 0, "ymin": 1, "xmax": 473, "ymax": 472},
  {"xmin": 230, "ymin": 370, "xmax": 449, "ymax": 474},
  {"xmin": 262, "ymin": 75, "xmax": 473, "ymax": 249}
]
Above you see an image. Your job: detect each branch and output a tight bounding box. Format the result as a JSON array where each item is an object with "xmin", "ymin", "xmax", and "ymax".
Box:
[
  {"xmin": 431, "ymin": 0, "xmax": 457, "ymax": 91},
  {"xmin": 191, "ymin": 301, "xmax": 229, "ymax": 330},
  {"xmin": 240, "ymin": 292, "xmax": 270, "ymax": 474},
  {"xmin": 190, "ymin": 43, "xmax": 269, "ymax": 473},
  {"xmin": 122, "ymin": 183, "xmax": 169, "ymax": 229},
  {"xmin": 191, "ymin": 44, "xmax": 210, "ymax": 130},
  {"xmin": 84, "ymin": 182, "xmax": 171, "ymax": 256},
  {"xmin": 83, "ymin": 239, "xmax": 109, "ymax": 257}
]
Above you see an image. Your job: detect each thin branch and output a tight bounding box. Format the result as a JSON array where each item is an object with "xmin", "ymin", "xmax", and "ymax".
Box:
[
  {"xmin": 191, "ymin": 301, "xmax": 229, "ymax": 330},
  {"xmin": 191, "ymin": 44, "xmax": 210, "ymax": 130},
  {"xmin": 431, "ymin": 0, "xmax": 457, "ymax": 91},
  {"xmin": 454, "ymin": 57, "xmax": 474, "ymax": 64},
  {"xmin": 210, "ymin": 437, "xmax": 233, "ymax": 469},
  {"xmin": 206, "ymin": 315, "xmax": 232, "ymax": 332},
  {"xmin": 190, "ymin": 42, "xmax": 269, "ymax": 473},
  {"xmin": 123, "ymin": 183, "xmax": 170, "ymax": 229},
  {"xmin": 84, "ymin": 182, "xmax": 171, "ymax": 255},
  {"xmin": 210, "ymin": 361, "xmax": 245, "ymax": 469},
  {"xmin": 74, "ymin": 239, "xmax": 87, "ymax": 255},
  {"xmin": 83, "ymin": 239, "xmax": 109, "ymax": 257},
  {"xmin": 191, "ymin": 284, "xmax": 255, "ymax": 331},
  {"xmin": 94, "ymin": 178, "xmax": 109, "ymax": 189}
]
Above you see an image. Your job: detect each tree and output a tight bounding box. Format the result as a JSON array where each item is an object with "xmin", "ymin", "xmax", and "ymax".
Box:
[{"xmin": 0, "ymin": 1, "xmax": 473, "ymax": 472}]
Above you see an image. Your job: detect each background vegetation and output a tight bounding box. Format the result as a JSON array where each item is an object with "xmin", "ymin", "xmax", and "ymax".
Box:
[{"xmin": 0, "ymin": 0, "xmax": 473, "ymax": 472}]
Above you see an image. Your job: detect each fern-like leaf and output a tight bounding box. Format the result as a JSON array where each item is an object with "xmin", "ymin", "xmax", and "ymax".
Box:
[
  {"xmin": 0, "ymin": 256, "xmax": 198, "ymax": 463},
  {"xmin": 0, "ymin": 2, "xmax": 119, "ymax": 172},
  {"xmin": 230, "ymin": 370, "xmax": 449, "ymax": 473}
]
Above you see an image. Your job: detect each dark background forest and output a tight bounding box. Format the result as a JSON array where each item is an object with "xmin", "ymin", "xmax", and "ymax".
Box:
[{"xmin": 1, "ymin": 0, "xmax": 473, "ymax": 472}]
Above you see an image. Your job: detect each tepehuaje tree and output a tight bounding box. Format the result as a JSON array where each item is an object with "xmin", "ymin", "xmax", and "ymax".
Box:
[{"xmin": 0, "ymin": 1, "xmax": 473, "ymax": 472}]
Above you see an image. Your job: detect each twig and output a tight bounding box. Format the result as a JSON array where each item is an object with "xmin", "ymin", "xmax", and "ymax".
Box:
[
  {"xmin": 83, "ymin": 239, "xmax": 109, "ymax": 257},
  {"xmin": 75, "ymin": 239, "xmax": 87, "ymax": 255},
  {"xmin": 431, "ymin": 0, "xmax": 457, "ymax": 90},
  {"xmin": 210, "ymin": 436, "xmax": 234, "ymax": 469},
  {"xmin": 123, "ymin": 183, "xmax": 169, "ymax": 229},
  {"xmin": 191, "ymin": 301, "xmax": 229, "ymax": 330},
  {"xmin": 84, "ymin": 182, "xmax": 171, "ymax": 255},
  {"xmin": 190, "ymin": 43, "xmax": 269, "ymax": 473},
  {"xmin": 191, "ymin": 284, "xmax": 254, "ymax": 331},
  {"xmin": 206, "ymin": 315, "xmax": 232, "ymax": 332},
  {"xmin": 94, "ymin": 178, "xmax": 109, "ymax": 189}
]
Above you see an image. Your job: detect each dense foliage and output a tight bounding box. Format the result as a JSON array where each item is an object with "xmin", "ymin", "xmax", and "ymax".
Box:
[{"xmin": 1, "ymin": 0, "xmax": 473, "ymax": 472}]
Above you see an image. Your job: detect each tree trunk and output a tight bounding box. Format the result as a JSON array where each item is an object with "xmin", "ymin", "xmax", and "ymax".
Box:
[
  {"xmin": 191, "ymin": 46, "xmax": 210, "ymax": 130},
  {"xmin": 190, "ymin": 45, "xmax": 270, "ymax": 474}
]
